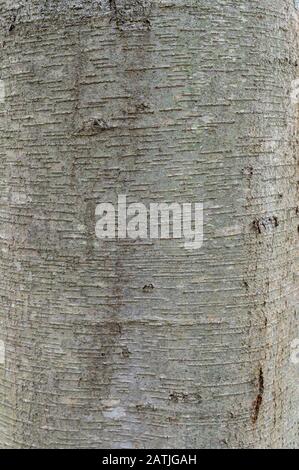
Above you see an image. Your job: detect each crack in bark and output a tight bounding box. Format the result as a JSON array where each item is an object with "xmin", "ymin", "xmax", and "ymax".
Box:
[
  {"xmin": 252, "ymin": 216, "xmax": 279, "ymax": 234},
  {"xmin": 252, "ymin": 367, "xmax": 264, "ymax": 424}
]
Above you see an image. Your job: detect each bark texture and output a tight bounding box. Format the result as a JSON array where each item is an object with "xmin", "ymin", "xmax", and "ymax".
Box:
[{"xmin": 0, "ymin": 0, "xmax": 298, "ymax": 448}]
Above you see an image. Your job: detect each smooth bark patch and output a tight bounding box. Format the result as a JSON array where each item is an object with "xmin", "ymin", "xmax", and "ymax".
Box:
[
  {"xmin": 0, "ymin": 80, "xmax": 5, "ymax": 103},
  {"xmin": 0, "ymin": 341, "xmax": 5, "ymax": 365}
]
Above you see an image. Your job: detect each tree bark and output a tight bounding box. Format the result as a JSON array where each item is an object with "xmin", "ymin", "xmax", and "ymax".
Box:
[{"xmin": 0, "ymin": 0, "xmax": 298, "ymax": 448}]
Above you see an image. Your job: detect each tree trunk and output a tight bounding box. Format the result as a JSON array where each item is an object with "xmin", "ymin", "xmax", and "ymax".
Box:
[{"xmin": 0, "ymin": 0, "xmax": 298, "ymax": 449}]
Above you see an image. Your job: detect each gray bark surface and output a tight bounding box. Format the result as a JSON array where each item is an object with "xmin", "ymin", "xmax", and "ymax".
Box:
[{"xmin": 0, "ymin": 0, "xmax": 298, "ymax": 448}]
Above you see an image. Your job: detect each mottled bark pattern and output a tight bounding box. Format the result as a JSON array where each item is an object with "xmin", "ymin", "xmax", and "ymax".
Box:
[{"xmin": 0, "ymin": 0, "xmax": 298, "ymax": 448}]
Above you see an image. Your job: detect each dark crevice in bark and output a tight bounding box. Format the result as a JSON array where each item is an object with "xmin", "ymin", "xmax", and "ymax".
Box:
[
  {"xmin": 252, "ymin": 367, "xmax": 264, "ymax": 424},
  {"xmin": 109, "ymin": 0, "xmax": 117, "ymax": 16},
  {"xmin": 252, "ymin": 216, "xmax": 279, "ymax": 234},
  {"xmin": 8, "ymin": 14, "xmax": 16, "ymax": 33},
  {"xmin": 109, "ymin": 0, "xmax": 152, "ymax": 31},
  {"xmin": 142, "ymin": 283, "xmax": 154, "ymax": 293}
]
